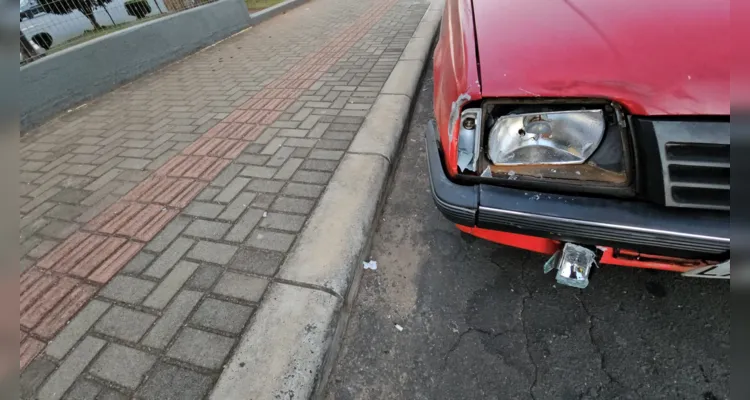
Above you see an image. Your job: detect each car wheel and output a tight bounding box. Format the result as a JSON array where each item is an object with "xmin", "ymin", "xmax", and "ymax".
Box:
[{"xmin": 32, "ymin": 33, "xmax": 52, "ymax": 50}]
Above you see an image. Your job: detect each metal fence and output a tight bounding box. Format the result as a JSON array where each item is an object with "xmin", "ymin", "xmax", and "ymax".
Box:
[{"xmin": 20, "ymin": 0, "xmax": 216, "ymax": 65}]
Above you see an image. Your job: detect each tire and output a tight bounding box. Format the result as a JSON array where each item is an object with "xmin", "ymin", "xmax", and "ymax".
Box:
[{"xmin": 32, "ymin": 33, "xmax": 52, "ymax": 50}]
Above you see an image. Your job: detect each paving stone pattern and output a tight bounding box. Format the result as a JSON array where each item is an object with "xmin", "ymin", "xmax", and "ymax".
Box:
[{"xmin": 19, "ymin": 0, "xmax": 430, "ymax": 398}]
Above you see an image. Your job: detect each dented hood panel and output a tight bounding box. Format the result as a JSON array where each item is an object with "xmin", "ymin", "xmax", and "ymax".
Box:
[{"xmin": 472, "ymin": 0, "xmax": 729, "ymax": 115}]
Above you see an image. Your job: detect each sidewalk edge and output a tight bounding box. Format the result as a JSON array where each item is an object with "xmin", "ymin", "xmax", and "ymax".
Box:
[{"xmin": 209, "ymin": 2, "xmax": 443, "ymax": 399}]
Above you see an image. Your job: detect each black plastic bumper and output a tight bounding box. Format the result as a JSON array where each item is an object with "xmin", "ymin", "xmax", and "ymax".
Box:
[{"xmin": 424, "ymin": 120, "xmax": 730, "ymax": 258}]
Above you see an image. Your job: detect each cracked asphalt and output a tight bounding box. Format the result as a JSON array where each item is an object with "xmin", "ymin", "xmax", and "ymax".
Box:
[{"xmin": 325, "ymin": 66, "xmax": 730, "ymax": 400}]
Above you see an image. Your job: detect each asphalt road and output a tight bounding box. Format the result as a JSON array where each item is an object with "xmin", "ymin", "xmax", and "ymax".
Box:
[{"xmin": 325, "ymin": 67, "xmax": 730, "ymax": 400}]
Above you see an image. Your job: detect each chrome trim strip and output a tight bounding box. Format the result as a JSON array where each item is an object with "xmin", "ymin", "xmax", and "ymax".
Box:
[{"xmin": 478, "ymin": 206, "xmax": 730, "ymax": 243}]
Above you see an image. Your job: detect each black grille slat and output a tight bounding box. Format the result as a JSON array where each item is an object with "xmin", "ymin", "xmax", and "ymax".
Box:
[
  {"xmin": 671, "ymin": 186, "xmax": 729, "ymax": 208},
  {"xmin": 664, "ymin": 142, "xmax": 729, "ymax": 210},
  {"xmin": 665, "ymin": 143, "xmax": 730, "ymax": 164},
  {"xmin": 644, "ymin": 120, "xmax": 730, "ymax": 211},
  {"xmin": 668, "ymin": 164, "xmax": 730, "ymax": 186}
]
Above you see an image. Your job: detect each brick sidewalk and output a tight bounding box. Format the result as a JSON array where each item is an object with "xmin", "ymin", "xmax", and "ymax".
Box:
[{"xmin": 19, "ymin": 0, "xmax": 430, "ymax": 398}]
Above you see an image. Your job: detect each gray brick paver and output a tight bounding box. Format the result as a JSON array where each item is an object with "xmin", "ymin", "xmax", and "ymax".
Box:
[
  {"xmin": 46, "ymin": 300, "xmax": 111, "ymax": 359},
  {"xmin": 184, "ymin": 219, "xmax": 232, "ymax": 240},
  {"xmin": 100, "ymin": 276, "xmax": 156, "ymax": 304},
  {"xmin": 94, "ymin": 306, "xmax": 157, "ymax": 342},
  {"xmin": 89, "ymin": 343, "xmax": 156, "ymax": 389},
  {"xmin": 143, "ymin": 261, "xmax": 199, "ymax": 309},
  {"xmin": 186, "ymin": 265, "xmax": 223, "ymax": 291},
  {"xmin": 145, "ymin": 216, "xmax": 191, "ymax": 253},
  {"xmin": 187, "ymin": 240, "xmax": 238, "ymax": 264},
  {"xmin": 228, "ymin": 248, "xmax": 285, "ymax": 276},
  {"xmin": 21, "ymin": 358, "xmax": 57, "ymax": 400},
  {"xmin": 166, "ymin": 327, "xmax": 235, "ymax": 370},
  {"xmin": 213, "ymin": 272, "xmax": 269, "ymax": 303},
  {"xmin": 218, "ymin": 193, "xmax": 257, "ymax": 221},
  {"xmin": 224, "ymin": 208, "xmax": 265, "ymax": 242},
  {"xmin": 191, "ymin": 298, "xmax": 253, "ymax": 334},
  {"xmin": 246, "ymin": 229, "xmax": 296, "ymax": 252},
  {"xmin": 142, "ymin": 290, "xmax": 203, "ymax": 349},
  {"xmin": 38, "ymin": 337, "xmax": 106, "ymax": 400},
  {"xmin": 136, "ymin": 363, "xmax": 213, "ymax": 400},
  {"xmin": 214, "ymin": 177, "xmax": 250, "ymax": 204},
  {"xmin": 144, "ymin": 237, "xmax": 194, "ymax": 279}
]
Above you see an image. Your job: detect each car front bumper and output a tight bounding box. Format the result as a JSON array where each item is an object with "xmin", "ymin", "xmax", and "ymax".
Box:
[{"xmin": 424, "ymin": 119, "xmax": 730, "ymax": 259}]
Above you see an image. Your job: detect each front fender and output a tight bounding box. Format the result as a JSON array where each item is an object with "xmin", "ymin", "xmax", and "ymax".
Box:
[{"xmin": 432, "ymin": 0, "xmax": 482, "ymax": 178}]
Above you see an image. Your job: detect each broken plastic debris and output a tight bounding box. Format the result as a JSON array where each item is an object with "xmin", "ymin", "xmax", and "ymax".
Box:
[
  {"xmin": 481, "ymin": 166, "xmax": 492, "ymax": 177},
  {"xmin": 448, "ymin": 93, "xmax": 472, "ymax": 141},
  {"xmin": 457, "ymin": 150, "xmax": 473, "ymax": 171},
  {"xmin": 543, "ymin": 251, "xmax": 560, "ymax": 274},
  {"xmin": 395, "ymin": 324, "xmax": 404, "ymax": 331},
  {"xmin": 363, "ymin": 260, "xmax": 377, "ymax": 270},
  {"xmin": 262, "ymin": 211, "xmax": 268, "ymax": 218},
  {"xmin": 544, "ymin": 243, "xmax": 596, "ymax": 289}
]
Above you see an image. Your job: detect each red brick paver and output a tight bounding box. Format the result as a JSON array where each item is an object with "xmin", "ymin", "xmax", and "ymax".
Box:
[{"xmin": 20, "ymin": 0, "xmax": 408, "ymax": 372}]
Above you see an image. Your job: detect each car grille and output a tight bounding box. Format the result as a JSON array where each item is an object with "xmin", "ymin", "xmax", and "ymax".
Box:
[{"xmin": 652, "ymin": 120, "xmax": 730, "ymax": 211}]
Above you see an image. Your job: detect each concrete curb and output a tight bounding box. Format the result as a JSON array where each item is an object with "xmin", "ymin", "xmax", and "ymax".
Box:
[
  {"xmin": 209, "ymin": 1, "xmax": 444, "ymax": 399},
  {"xmin": 249, "ymin": 0, "xmax": 310, "ymax": 23}
]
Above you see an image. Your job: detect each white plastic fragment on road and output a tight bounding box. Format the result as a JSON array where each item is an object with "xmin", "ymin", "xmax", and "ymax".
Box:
[
  {"xmin": 395, "ymin": 324, "xmax": 404, "ymax": 331},
  {"xmin": 363, "ymin": 260, "xmax": 377, "ymax": 270}
]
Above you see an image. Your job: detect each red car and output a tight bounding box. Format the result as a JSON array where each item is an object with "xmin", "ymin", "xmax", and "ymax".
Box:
[{"xmin": 426, "ymin": 0, "xmax": 729, "ymax": 283}]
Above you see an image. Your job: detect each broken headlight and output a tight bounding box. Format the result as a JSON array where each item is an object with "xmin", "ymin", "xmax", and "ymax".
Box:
[
  {"xmin": 479, "ymin": 102, "xmax": 632, "ymax": 191},
  {"xmin": 487, "ymin": 110, "xmax": 605, "ymax": 165}
]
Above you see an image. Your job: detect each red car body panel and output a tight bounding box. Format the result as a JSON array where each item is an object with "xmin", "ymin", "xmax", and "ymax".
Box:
[
  {"xmin": 432, "ymin": 0, "xmax": 481, "ymax": 177},
  {"xmin": 472, "ymin": 0, "xmax": 730, "ymax": 116},
  {"xmin": 431, "ymin": 0, "xmax": 729, "ymax": 271}
]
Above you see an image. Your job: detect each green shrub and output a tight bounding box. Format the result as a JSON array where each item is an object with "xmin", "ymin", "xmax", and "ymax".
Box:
[{"xmin": 125, "ymin": 0, "xmax": 152, "ymax": 19}]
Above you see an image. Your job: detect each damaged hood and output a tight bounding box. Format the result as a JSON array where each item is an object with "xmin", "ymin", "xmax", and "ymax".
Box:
[{"xmin": 472, "ymin": 0, "xmax": 729, "ymax": 115}]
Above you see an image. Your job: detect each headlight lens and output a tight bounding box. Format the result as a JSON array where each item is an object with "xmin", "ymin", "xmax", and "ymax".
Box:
[{"xmin": 487, "ymin": 110, "xmax": 605, "ymax": 165}]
